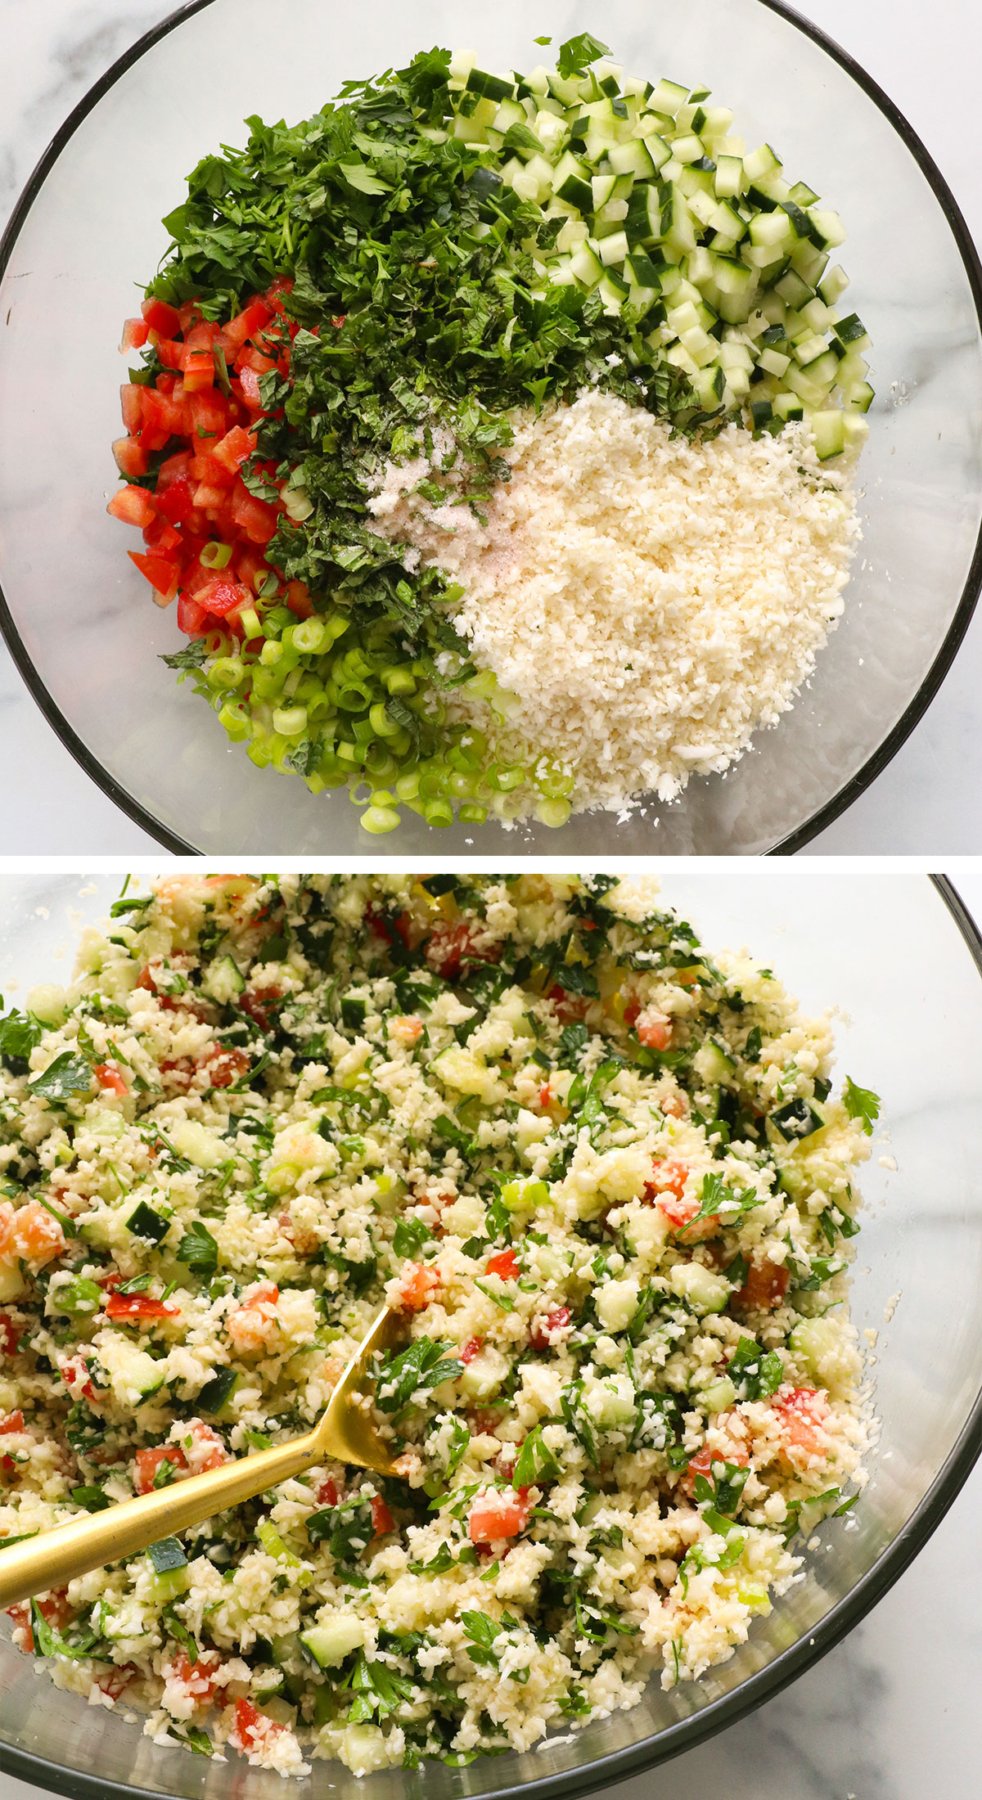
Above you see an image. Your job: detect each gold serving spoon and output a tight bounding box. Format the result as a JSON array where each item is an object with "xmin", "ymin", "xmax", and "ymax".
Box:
[{"xmin": 0, "ymin": 1304, "xmax": 403, "ymax": 1612}]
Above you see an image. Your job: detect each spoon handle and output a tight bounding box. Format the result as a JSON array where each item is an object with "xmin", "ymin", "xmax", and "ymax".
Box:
[{"xmin": 0, "ymin": 1430, "xmax": 322, "ymax": 1611}]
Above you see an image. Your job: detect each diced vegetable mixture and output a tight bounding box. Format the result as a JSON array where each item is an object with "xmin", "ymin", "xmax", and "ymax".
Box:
[
  {"xmin": 0, "ymin": 875, "xmax": 877, "ymax": 1774},
  {"xmin": 109, "ymin": 32, "xmax": 871, "ymax": 831}
]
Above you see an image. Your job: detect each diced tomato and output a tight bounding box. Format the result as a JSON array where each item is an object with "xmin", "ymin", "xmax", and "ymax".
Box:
[
  {"xmin": 0, "ymin": 1314, "xmax": 21, "ymax": 1356},
  {"xmin": 141, "ymin": 296, "xmax": 182, "ymax": 336},
  {"xmin": 485, "ymin": 1248, "xmax": 519, "ymax": 1281},
  {"xmin": 97, "ymin": 1663, "xmax": 138, "ymax": 1701},
  {"xmin": 107, "ymin": 485, "xmax": 156, "ymax": 528},
  {"xmin": 237, "ymin": 365, "xmax": 264, "ymax": 412},
  {"xmin": 736, "ymin": 1259, "xmax": 790, "ymax": 1311},
  {"xmin": 644, "ymin": 1159, "xmax": 689, "ymax": 1204},
  {"xmin": 187, "ymin": 1422, "xmax": 228, "ymax": 1472},
  {"xmin": 315, "ymin": 1475, "xmax": 339, "ymax": 1506},
  {"xmin": 155, "ymin": 337, "xmax": 186, "ymax": 373},
  {"xmin": 265, "ymin": 275, "xmax": 295, "ymax": 311},
  {"xmin": 7, "ymin": 1589, "xmax": 72, "ymax": 1652},
  {"xmin": 157, "ymin": 478, "xmax": 194, "ymax": 525},
  {"xmin": 187, "ymin": 388, "xmax": 230, "ymax": 440},
  {"xmin": 60, "ymin": 1354, "xmax": 96, "ymax": 1401},
  {"xmin": 0, "ymin": 1200, "xmax": 66, "ymax": 1267},
  {"xmin": 112, "ymin": 436, "xmax": 150, "ymax": 478},
  {"xmin": 182, "ymin": 323, "xmax": 217, "ymax": 392},
  {"xmin": 284, "ymin": 579, "xmax": 314, "ymax": 620},
  {"xmin": 143, "ymin": 515, "xmax": 183, "ymax": 556},
  {"xmin": 212, "ymin": 425, "xmax": 258, "ymax": 475},
  {"xmin": 773, "ymin": 1386, "xmax": 830, "ymax": 1463},
  {"xmin": 0, "ymin": 1411, "xmax": 24, "ymax": 1435},
  {"xmin": 169, "ymin": 1647, "xmax": 220, "ymax": 1704},
  {"xmin": 223, "ymin": 296, "xmax": 274, "ymax": 350},
  {"xmin": 370, "ymin": 1496, "xmax": 395, "ymax": 1537},
  {"xmin": 197, "ymin": 577, "xmax": 251, "ymax": 620},
  {"xmin": 683, "ymin": 1441, "xmax": 750, "ymax": 1496},
  {"xmin": 133, "ymin": 1445, "xmax": 187, "ymax": 1494},
  {"xmin": 205, "ymin": 1046, "xmax": 250, "ymax": 1089},
  {"xmin": 545, "ymin": 984, "xmax": 588, "ymax": 1023},
  {"xmin": 232, "ymin": 1696, "xmax": 283, "ymax": 1753},
  {"xmin": 119, "ymin": 384, "xmax": 145, "ymax": 433},
  {"xmin": 120, "ymin": 317, "xmax": 149, "ymax": 351},
  {"xmin": 460, "ymin": 1336, "xmax": 484, "ymax": 1364},
  {"xmin": 176, "ymin": 592, "xmax": 209, "ymax": 635},
  {"xmin": 538, "ymin": 1083, "xmax": 553, "ymax": 1109},
  {"xmin": 128, "ymin": 549, "xmax": 179, "ymax": 603},
  {"xmin": 529, "ymin": 1305, "xmax": 571, "ymax": 1350},
  {"xmin": 239, "ymin": 985, "xmax": 282, "ymax": 1031},
  {"xmin": 426, "ymin": 920, "xmax": 499, "ymax": 982},
  {"xmin": 140, "ymin": 385, "xmax": 188, "ymax": 445},
  {"xmin": 106, "ymin": 1294, "xmax": 178, "ymax": 1324},
  {"xmin": 636, "ymin": 1009, "xmax": 673, "ymax": 1051},
  {"xmin": 93, "ymin": 1061, "xmax": 129, "ymax": 1097},
  {"xmin": 230, "ymin": 483, "xmax": 278, "ymax": 545},
  {"xmin": 394, "ymin": 1261, "xmax": 440, "ymax": 1313},
  {"xmin": 467, "ymin": 1487, "xmax": 532, "ymax": 1545}
]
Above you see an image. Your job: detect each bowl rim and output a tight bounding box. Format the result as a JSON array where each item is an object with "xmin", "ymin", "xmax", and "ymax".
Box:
[
  {"xmin": 1, "ymin": 870, "xmax": 981, "ymax": 1800},
  {"xmin": 0, "ymin": 0, "xmax": 980, "ymax": 854}
]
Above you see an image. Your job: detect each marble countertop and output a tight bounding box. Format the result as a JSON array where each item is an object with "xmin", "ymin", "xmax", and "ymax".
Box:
[{"xmin": 0, "ymin": 0, "xmax": 980, "ymax": 852}]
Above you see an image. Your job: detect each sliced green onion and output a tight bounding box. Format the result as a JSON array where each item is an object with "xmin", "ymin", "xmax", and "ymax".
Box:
[
  {"xmin": 271, "ymin": 705, "xmax": 308, "ymax": 739},
  {"xmin": 361, "ymin": 805, "xmax": 401, "ymax": 835},
  {"xmin": 199, "ymin": 541, "xmax": 233, "ymax": 570}
]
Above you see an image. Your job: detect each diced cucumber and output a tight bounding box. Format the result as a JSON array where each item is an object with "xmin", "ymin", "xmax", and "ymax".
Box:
[
  {"xmin": 598, "ymin": 229, "xmax": 629, "ymax": 267},
  {"xmin": 570, "ymin": 242, "xmax": 604, "ymax": 287},
  {"xmin": 669, "ymin": 1262, "xmax": 730, "ymax": 1315},
  {"xmin": 465, "ymin": 67, "xmax": 517, "ymax": 103},
  {"xmin": 301, "ymin": 1619, "xmax": 366, "ymax": 1669},
  {"xmin": 648, "ymin": 77, "xmax": 689, "ymax": 116},
  {"xmin": 202, "ymin": 955, "xmax": 245, "ymax": 1005},
  {"xmin": 743, "ymin": 143, "xmax": 782, "ymax": 182},
  {"xmin": 811, "ymin": 410, "xmax": 846, "ymax": 460},
  {"xmin": 694, "ymin": 1039, "xmax": 737, "ymax": 1084}
]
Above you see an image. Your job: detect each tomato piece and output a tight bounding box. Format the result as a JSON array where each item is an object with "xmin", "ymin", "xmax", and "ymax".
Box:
[
  {"xmin": 0, "ymin": 1410, "xmax": 24, "ymax": 1435},
  {"xmin": 315, "ymin": 1476, "xmax": 339, "ymax": 1506},
  {"xmin": 157, "ymin": 478, "xmax": 193, "ymax": 526},
  {"xmin": 426, "ymin": 920, "xmax": 499, "ymax": 981},
  {"xmin": 223, "ymin": 296, "xmax": 274, "ymax": 350},
  {"xmin": 237, "ymin": 365, "xmax": 264, "ymax": 412},
  {"xmin": 230, "ymin": 483, "xmax": 279, "ymax": 545},
  {"xmin": 119, "ymin": 317, "xmax": 149, "ymax": 351},
  {"xmin": 0, "ymin": 1314, "xmax": 21, "ymax": 1356},
  {"xmin": 644, "ymin": 1158, "xmax": 689, "ymax": 1205},
  {"xmin": 212, "ymin": 425, "xmax": 258, "ymax": 475},
  {"xmin": 636, "ymin": 1008, "xmax": 672, "ymax": 1051},
  {"xmin": 112, "ymin": 437, "xmax": 150, "ymax": 479},
  {"xmin": 93, "ymin": 1062, "xmax": 128, "ymax": 1097},
  {"xmin": 59, "ymin": 1354, "xmax": 96, "ymax": 1401},
  {"xmin": 545, "ymin": 984, "xmax": 589, "ymax": 1023},
  {"xmin": 197, "ymin": 577, "xmax": 251, "ymax": 620},
  {"xmin": 107, "ymin": 485, "xmax": 156, "ymax": 528},
  {"xmin": 394, "ymin": 1261, "xmax": 440, "ymax": 1313},
  {"xmin": 485, "ymin": 1249, "xmax": 519, "ymax": 1281},
  {"xmin": 119, "ymin": 384, "xmax": 145, "ymax": 434},
  {"xmin": 239, "ymin": 986, "xmax": 282, "ymax": 1031},
  {"xmin": 206, "ymin": 1047, "xmax": 250, "ymax": 1089},
  {"xmin": 169, "ymin": 1648, "xmax": 220, "ymax": 1703},
  {"xmin": 187, "ymin": 388, "xmax": 230, "ymax": 440},
  {"xmin": 97, "ymin": 1663, "xmax": 137, "ymax": 1701},
  {"xmin": 141, "ymin": 297, "xmax": 182, "ymax": 336},
  {"xmin": 683, "ymin": 1442, "xmax": 750, "ymax": 1496},
  {"xmin": 128, "ymin": 550, "xmax": 179, "ymax": 603},
  {"xmin": 736, "ymin": 1260, "xmax": 790, "ymax": 1311},
  {"xmin": 177, "ymin": 592, "xmax": 210, "ymax": 636},
  {"xmin": 133, "ymin": 1445, "xmax": 187, "ymax": 1494},
  {"xmin": 284, "ymin": 579, "xmax": 314, "ymax": 620},
  {"xmin": 538, "ymin": 1083, "xmax": 553, "ymax": 1109},
  {"xmin": 0, "ymin": 1200, "xmax": 66, "ymax": 1267},
  {"xmin": 370, "ymin": 1496, "xmax": 395, "ymax": 1537},
  {"xmin": 232, "ymin": 1697, "xmax": 283, "ymax": 1752},
  {"xmin": 529, "ymin": 1305, "xmax": 571, "ymax": 1350},
  {"xmin": 773, "ymin": 1386, "xmax": 829, "ymax": 1462},
  {"xmin": 155, "ymin": 337, "xmax": 186, "ymax": 373},
  {"xmin": 106, "ymin": 1294, "xmax": 178, "ymax": 1323},
  {"xmin": 460, "ymin": 1336, "xmax": 484, "ymax": 1364},
  {"xmin": 468, "ymin": 1487, "xmax": 532, "ymax": 1545}
]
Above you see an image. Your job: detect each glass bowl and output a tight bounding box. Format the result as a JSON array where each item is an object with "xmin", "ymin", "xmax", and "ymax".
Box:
[
  {"xmin": 0, "ymin": 0, "xmax": 980, "ymax": 855},
  {"xmin": 0, "ymin": 869, "xmax": 980, "ymax": 1800}
]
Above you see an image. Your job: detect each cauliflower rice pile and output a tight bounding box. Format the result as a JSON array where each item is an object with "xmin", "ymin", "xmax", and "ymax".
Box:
[{"xmin": 0, "ymin": 874, "xmax": 876, "ymax": 1776}]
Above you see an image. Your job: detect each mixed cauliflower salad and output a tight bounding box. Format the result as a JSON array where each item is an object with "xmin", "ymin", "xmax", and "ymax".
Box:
[{"xmin": 0, "ymin": 874, "xmax": 878, "ymax": 1775}]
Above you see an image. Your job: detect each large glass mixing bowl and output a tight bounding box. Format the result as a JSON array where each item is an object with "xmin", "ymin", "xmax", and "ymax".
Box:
[
  {"xmin": 0, "ymin": 1, "xmax": 980, "ymax": 853},
  {"xmin": 0, "ymin": 870, "xmax": 979, "ymax": 1800}
]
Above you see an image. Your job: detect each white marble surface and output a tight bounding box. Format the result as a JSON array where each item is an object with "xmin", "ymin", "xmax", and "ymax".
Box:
[{"xmin": 0, "ymin": 0, "xmax": 980, "ymax": 852}]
